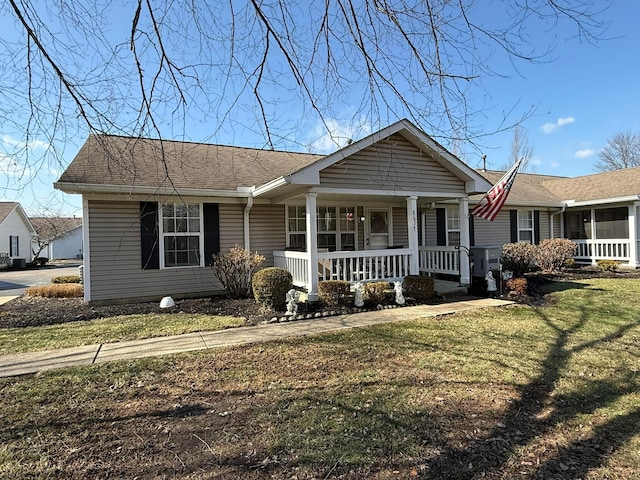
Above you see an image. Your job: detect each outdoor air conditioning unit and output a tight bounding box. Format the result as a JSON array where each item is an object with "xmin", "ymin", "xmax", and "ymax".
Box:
[{"xmin": 470, "ymin": 245, "xmax": 501, "ymax": 277}]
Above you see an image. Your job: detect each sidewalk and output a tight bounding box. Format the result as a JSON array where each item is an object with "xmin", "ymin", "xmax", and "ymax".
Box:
[{"xmin": 0, "ymin": 297, "xmax": 512, "ymax": 378}]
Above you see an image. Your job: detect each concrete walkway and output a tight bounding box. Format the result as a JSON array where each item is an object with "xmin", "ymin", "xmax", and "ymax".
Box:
[{"xmin": 0, "ymin": 297, "xmax": 512, "ymax": 378}]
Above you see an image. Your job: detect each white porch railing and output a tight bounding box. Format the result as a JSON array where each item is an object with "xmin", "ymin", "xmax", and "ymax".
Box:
[
  {"xmin": 418, "ymin": 245, "xmax": 460, "ymax": 275},
  {"xmin": 573, "ymin": 239, "xmax": 630, "ymax": 263},
  {"xmin": 274, "ymin": 246, "xmax": 461, "ymax": 290}
]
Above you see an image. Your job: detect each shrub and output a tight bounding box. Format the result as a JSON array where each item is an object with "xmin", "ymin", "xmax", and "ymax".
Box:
[
  {"xmin": 27, "ymin": 284, "xmax": 83, "ymax": 298},
  {"xmin": 501, "ymin": 242, "xmax": 537, "ymax": 277},
  {"xmin": 363, "ymin": 281, "xmax": 389, "ymax": 306},
  {"xmin": 317, "ymin": 280, "xmax": 351, "ymax": 308},
  {"xmin": 34, "ymin": 257, "xmax": 49, "ymax": 266},
  {"xmin": 52, "ymin": 275, "xmax": 81, "ymax": 284},
  {"xmin": 597, "ymin": 259, "xmax": 621, "ymax": 271},
  {"xmin": 403, "ymin": 275, "xmax": 435, "ymax": 302},
  {"xmin": 563, "ymin": 258, "xmax": 576, "ymax": 269},
  {"xmin": 212, "ymin": 246, "xmax": 265, "ymax": 298},
  {"xmin": 505, "ymin": 277, "xmax": 528, "ymax": 296},
  {"xmin": 533, "ymin": 238, "xmax": 577, "ymax": 273},
  {"xmin": 252, "ymin": 267, "xmax": 292, "ymax": 311}
]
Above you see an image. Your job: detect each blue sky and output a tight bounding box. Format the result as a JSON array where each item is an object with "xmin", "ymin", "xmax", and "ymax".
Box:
[{"xmin": 1, "ymin": 1, "xmax": 639, "ymax": 216}]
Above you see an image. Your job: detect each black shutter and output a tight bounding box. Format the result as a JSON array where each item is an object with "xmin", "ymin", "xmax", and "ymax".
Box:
[
  {"xmin": 468, "ymin": 214, "xmax": 475, "ymax": 247},
  {"xmin": 510, "ymin": 210, "xmax": 518, "ymax": 243},
  {"xmin": 534, "ymin": 210, "xmax": 541, "ymax": 244},
  {"xmin": 436, "ymin": 208, "xmax": 447, "ymax": 246},
  {"xmin": 203, "ymin": 203, "xmax": 220, "ymax": 266},
  {"xmin": 140, "ymin": 202, "xmax": 159, "ymax": 270}
]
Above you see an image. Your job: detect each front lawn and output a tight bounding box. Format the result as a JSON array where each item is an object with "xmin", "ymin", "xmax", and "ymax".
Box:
[{"xmin": 0, "ymin": 277, "xmax": 638, "ymax": 479}]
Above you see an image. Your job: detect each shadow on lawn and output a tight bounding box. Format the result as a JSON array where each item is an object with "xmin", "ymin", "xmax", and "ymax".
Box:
[{"xmin": 419, "ymin": 291, "xmax": 640, "ymax": 479}]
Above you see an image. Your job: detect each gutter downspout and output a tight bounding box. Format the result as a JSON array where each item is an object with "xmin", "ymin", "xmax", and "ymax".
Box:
[{"xmin": 244, "ymin": 197, "xmax": 254, "ymax": 251}]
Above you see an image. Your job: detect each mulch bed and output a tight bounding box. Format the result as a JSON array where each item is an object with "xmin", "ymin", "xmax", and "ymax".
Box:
[{"xmin": 2, "ymin": 267, "xmax": 639, "ymax": 330}]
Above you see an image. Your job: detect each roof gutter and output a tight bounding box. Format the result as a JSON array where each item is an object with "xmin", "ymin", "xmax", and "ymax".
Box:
[
  {"xmin": 550, "ymin": 203, "xmax": 567, "ymax": 238},
  {"xmin": 563, "ymin": 195, "xmax": 640, "ymax": 208},
  {"xmin": 251, "ymin": 176, "xmax": 290, "ymax": 197},
  {"xmin": 53, "ymin": 182, "xmax": 252, "ymax": 198}
]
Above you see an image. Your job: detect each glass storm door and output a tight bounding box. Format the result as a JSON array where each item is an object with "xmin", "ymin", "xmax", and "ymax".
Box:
[{"xmin": 366, "ymin": 209, "xmax": 390, "ymax": 250}]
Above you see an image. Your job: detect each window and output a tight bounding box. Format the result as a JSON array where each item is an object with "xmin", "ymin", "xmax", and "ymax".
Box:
[
  {"xmin": 595, "ymin": 207, "xmax": 628, "ymax": 239},
  {"xmin": 161, "ymin": 203, "xmax": 202, "ymax": 267},
  {"xmin": 446, "ymin": 208, "xmax": 460, "ymax": 246},
  {"xmin": 9, "ymin": 235, "xmax": 19, "ymax": 256},
  {"xmin": 287, "ymin": 205, "xmax": 306, "ymax": 250},
  {"xmin": 566, "ymin": 210, "xmax": 591, "ymax": 239},
  {"xmin": 286, "ymin": 205, "xmax": 357, "ymax": 251},
  {"xmin": 518, "ymin": 210, "xmax": 534, "ymax": 243}
]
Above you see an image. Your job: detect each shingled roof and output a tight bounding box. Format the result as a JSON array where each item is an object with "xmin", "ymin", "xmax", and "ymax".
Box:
[
  {"xmin": 0, "ymin": 202, "xmax": 19, "ymax": 224},
  {"xmin": 57, "ymin": 134, "xmax": 323, "ymax": 191},
  {"xmin": 476, "ymin": 166, "xmax": 640, "ymax": 205}
]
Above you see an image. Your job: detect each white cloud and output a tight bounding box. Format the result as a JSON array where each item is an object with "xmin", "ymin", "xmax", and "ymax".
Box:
[
  {"xmin": 574, "ymin": 148, "xmax": 596, "ymax": 159},
  {"xmin": 550, "ymin": 161, "xmax": 560, "ymax": 168},
  {"xmin": 0, "ymin": 153, "xmax": 33, "ymax": 178},
  {"xmin": 1, "ymin": 134, "xmax": 49, "ymax": 151},
  {"xmin": 308, "ymin": 118, "xmax": 372, "ymax": 153},
  {"xmin": 540, "ymin": 117, "xmax": 575, "ymax": 134}
]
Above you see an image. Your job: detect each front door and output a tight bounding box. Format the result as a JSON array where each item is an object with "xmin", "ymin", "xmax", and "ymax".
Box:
[{"xmin": 366, "ymin": 208, "xmax": 391, "ymax": 250}]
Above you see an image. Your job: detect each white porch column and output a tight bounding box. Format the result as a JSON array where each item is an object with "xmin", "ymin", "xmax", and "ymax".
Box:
[
  {"xmin": 406, "ymin": 196, "xmax": 419, "ymax": 275},
  {"xmin": 305, "ymin": 193, "xmax": 319, "ymax": 300},
  {"xmin": 458, "ymin": 197, "xmax": 471, "ymax": 286},
  {"xmin": 629, "ymin": 203, "xmax": 638, "ymax": 267}
]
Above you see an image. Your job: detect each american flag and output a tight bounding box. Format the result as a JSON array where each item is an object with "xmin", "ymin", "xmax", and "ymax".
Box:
[{"xmin": 471, "ymin": 159, "xmax": 522, "ymax": 222}]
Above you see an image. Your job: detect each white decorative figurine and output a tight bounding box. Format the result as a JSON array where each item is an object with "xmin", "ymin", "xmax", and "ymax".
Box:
[
  {"xmin": 353, "ymin": 282, "xmax": 364, "ymax": 307},
  {"xmin": 485, "ymin": 270, "xmax": 497, "ymax": 293},
  {"xmin": 394, "ymin": 281, "xmax": 405, "ymax": 305},
  {"xmin": 285, "ymin": 289, "xmax": 300, "ymax": 316}
]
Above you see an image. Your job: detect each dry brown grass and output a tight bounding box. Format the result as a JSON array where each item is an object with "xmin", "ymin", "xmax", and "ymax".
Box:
[{"xmin": 26, "ymin": 284, "xmax": 83, "ymax": 298}]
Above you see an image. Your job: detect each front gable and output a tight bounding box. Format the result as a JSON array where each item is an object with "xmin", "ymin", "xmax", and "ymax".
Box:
[{"xmin": 319, "ymin": 133, "xmax": 466, "ymax": 195}]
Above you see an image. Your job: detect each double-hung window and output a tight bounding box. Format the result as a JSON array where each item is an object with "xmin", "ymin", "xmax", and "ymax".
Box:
[
  {"xmin": 446, "ymin": 208, "xmax": 461, "ymax": 246},
  {"xmin": 287, "ymin": 205, "xmax": 357, "ymax": 251},
  {"xmin": 9, "ymin": 235, "xmax": 19, "ymax": 256},
  {"xmin": 518, "ymin": 210, "xmax": 534, "ymax": 243},
  {"xmin": 161, "ymin": 203, "xmax": 202, "ymax": 267}
]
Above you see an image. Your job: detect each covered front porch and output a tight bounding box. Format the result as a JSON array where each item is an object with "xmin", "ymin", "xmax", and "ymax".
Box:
[{"xmin": 272, "ymin": 192, "xmax": 470, "ymax": 299}]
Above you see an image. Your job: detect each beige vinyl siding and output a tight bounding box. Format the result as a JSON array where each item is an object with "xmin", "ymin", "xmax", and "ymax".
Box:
[
  {"xmin": 219, "ymin": 203, "xmax": 244, "ymax": 252},
  {"xmin": 473, "ymin": 211, "xmax": 512, "ymax": 246},
  {"xmin": 539, "ymin": 210, "xmax": 551, "ymax": 241},
  {"xmin": 248, "ymin": 204, "xmax": 285, "ymax": 266},
  {"xmin": 87, "ymin": 200, "xmax": 244, "ymax": 302},
  {"xmin": 319, "ymin": 134, "xmax": 466, "ymax": 194},
  {"xmin": 392, "ymin": 206, "xmax": 408, "ymax": 247},
  {"xmin": 423, "ymin": 209, "xmax": 438, "ymax": 246}
]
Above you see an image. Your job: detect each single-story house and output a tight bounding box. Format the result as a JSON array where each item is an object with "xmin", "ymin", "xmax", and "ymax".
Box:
[
  {"xmin": 55, "ymin": 119, "xmax": 640, "ymax": 303},
  {"xmin": 30, "ymin": 217, "xmax": 84, "ymax": 260},
  {"xmin": 0, "ymin": 202, "xmax": 37, "ymax": 268}
]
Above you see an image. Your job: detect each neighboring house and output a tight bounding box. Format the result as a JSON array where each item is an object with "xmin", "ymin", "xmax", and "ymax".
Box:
[
  {"xmin": 0, "ymin": 202, "xmax": 37, "ymax": 265},
  {"xmin": 54, "ymin": 119, "xmax": 640, "ymax": 304},
  {"xmin": 30, "ymin": 217, "xmax": 83, "ymax": 260}
]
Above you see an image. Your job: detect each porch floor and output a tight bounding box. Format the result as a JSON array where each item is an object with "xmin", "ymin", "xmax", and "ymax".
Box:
[{"xmin": 434, "ymin": 279, "xmax": 468, "ymax": 297}]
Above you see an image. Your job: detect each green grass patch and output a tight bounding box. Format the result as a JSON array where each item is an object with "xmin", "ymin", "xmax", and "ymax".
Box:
[
  {"xmin": 0, "ymin": 278, "xmax": 638, "ymax": 479},
  {"xmin": 0, "ymin": 313, "xmax": 244, "ymax": 354}
]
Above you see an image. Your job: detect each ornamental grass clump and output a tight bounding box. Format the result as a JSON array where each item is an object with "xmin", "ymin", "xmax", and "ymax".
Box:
[
  {"xmin": 51, "ymin": 275, "xmax": 81, "ymax": 284},
  {"xmin": 27, "ymin": 284, "xmax": 83, "ymax": 298},
  {"xmin": 252, "ymin": 267, "xmax": 292, "ymax": 311}
]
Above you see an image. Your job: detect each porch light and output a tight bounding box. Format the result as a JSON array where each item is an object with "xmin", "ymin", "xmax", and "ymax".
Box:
[{"xmin": 359, "ymin": 215, "xmax": 366, "ymax": 223}]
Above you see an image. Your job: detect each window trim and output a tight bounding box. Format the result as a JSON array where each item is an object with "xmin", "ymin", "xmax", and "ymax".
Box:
[
  {"xmin": 159, "ymin": 202, "xmax": 205, "ymax": 269},
  {"xmin": 517, "ymin": 210, "xmax": 534, "ymax": 243},
  {"xmin": 286, "ymin": 204, "xmax": 358, "ymax": 251},
  {"xmin": 445, "ymin": 207, "xmax": 461, "ymax": 247},
  {"xmin": 9, "ymin": 235, "xmax": 19, "ymax": 257}
]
